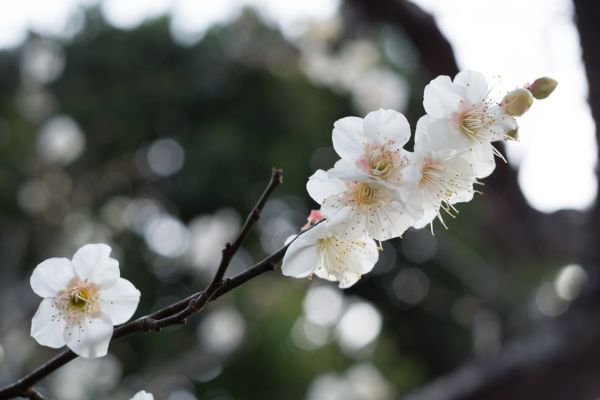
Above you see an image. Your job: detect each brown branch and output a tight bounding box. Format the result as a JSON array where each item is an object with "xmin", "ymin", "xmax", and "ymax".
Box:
[
  {"xmin": 153, "ymin": 168, "xmax": 284, "ymax": 327},
  {"xmin": 343, "ymin": 1, "xmax": 600, "ymax": 399},
  {"xmin": 345, "ymin": 0, "xmax": 459, "ymax": 77},
  {"xmin": 406, "ymin": 2, "xmax": 600, "ymax": 397},
  {"xmin": 215, "ymin": 168, "xmax": 283, "ymax": 282},
  {"xmin": 0, "ymin": 169, "xmax": 285, "ymax": 400},
  {"xmin": 341, "ymin": 1, "xmax": 596, "ymax": 399},
  {"xmin": 574, "ymin": 0, "xmax": 600, "ymax": 293}
]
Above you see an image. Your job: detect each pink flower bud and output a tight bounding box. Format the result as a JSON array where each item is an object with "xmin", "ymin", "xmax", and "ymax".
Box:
[
  {"xmin": 302, "ymin": 209, "xmax": 325, "ymax": 230},
  {"xmin": 526, "ymin": 77, "xmax": 558, "ymax": 100}
]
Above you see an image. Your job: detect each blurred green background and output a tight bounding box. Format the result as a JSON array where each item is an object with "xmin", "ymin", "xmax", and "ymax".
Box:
[{"xmin": 0, "ymin": 2, "xmax": 596, "ymax": 400}]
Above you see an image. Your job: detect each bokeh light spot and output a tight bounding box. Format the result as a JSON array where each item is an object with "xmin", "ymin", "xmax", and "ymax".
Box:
[{"xmin": 336, "ymin": 301, "xmax": 382, "ymax": 354}]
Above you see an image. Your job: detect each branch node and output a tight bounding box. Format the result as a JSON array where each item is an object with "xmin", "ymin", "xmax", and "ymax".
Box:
[
  {"xmin": 189, "ymin": 298, "xmax": 201, "ymax": 312},
  {"xmin": 272, "ymin": 168, "xmax": 284, "ymax": 184},
  {"xmin": 140, "ymin": 317, "xmax": 161, "ymax": 332}
]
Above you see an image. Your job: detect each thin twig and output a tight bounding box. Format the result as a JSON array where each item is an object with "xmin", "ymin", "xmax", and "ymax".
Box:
[
  {"xmin": 215, "ymin": 167, "xmax": 283, "ymax": 282},
  {"xmin": 0, "ymin": 169, "xmax": 285, "ymax": 400},
  {"xmin": 149, "ymin": 167, "xmax": 283, "ymax": 327}
]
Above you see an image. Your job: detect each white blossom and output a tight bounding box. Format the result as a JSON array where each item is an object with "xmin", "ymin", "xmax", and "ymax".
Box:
[
  {"xmin": 423, "ymin": 70, "xmax": 517, "ymax": 178},
  {"xmin": 281, "ymin": 221, "xmax": 379, "ymax": 288},
  {"xmin": 331, "ymin": 109, "xmax": 411, "ymax": 186},
  {"xmin": 403, "ymin": 116, "xmax": 479, "ymax": 229},
  {"xmin": 307, "ymin": 169, "xmax": 412, "ymax": 241},
  {"xmin": 30, "ymin": 243, "xmax": 140, "ymax": 358},
  {"xmin": 130, "ymin": 390, "xmax": 154, "ymax": 400}
]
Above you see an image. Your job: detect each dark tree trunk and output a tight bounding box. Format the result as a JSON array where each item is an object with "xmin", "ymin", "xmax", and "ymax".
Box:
[{"xmin": 345, "ymin": 1, "xmax": 600, "ymax": 399}]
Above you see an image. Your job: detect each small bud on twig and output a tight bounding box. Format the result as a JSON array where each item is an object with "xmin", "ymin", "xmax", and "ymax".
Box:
[
  {"xmin": 502, "ymin": 88, "xmax": 534, "ymax": 116},
  {"xmin": 526, "ymin": 77, "xmax": 558, "ymax": 100}
]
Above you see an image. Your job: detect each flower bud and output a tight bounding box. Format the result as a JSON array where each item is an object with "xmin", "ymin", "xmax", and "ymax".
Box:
[
  {"xmin": 302, "ymin": 209, "xmax": 324, "ymax": 230},
  {"xmin": 526, "ymin": 77, "xmax": 558, "ymax": 100},
  {"xmin": 502, "ymin": 88, "xmax": 534, "ymax": 116}
]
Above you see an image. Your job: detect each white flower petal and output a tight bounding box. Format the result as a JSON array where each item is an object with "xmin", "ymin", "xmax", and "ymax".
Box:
[
  {"xmin": 306, "ymin": 169, "xmax": 346, "ymax": 205},
  {"xmin": 370, "ymin": 204, "xmax": 413, "ymax": 240},
  {"xmin": 72, "ymin": 243, "xmax": 120, "ymax": 288},
  {"xmin": 423, "ymin": 75, "xmax": 463, "ymax": 118},
  {"xmin": 363, "ymin": 109, "xmax": 411, "ymax": 147},
  {"xmin": 332, "ymin": 116, "xmax": 365, "ymax": 160},
  {"xmin": 415, "ymin": 115, "xmax": 466, "ymax": 154},
  {"xmin": 98, "ymin": 278, "xmax": 141, "ymax": 325},
  {"xmin": 320, "ymin": 196, "xmax": 352, "ymax": 226},
  {"xmin": 336, "ymin": 273, "xmax": 362, "ymax": 289},
  {"xmin": 413, "ymin": 115, "xmax": 433, "ymax": 153},
  {"xmin": 130, "ymin": 391, "xmax": 154, "ymax": 400},
  {"xmin": 64, "ymin": 313, "xmax": 113, "ymax": 358},
  {"xmin": 465, "ymin": 143, "xmax": 496, "ymax": 178},
  {"xmin": 30, "ymin": 257, "xmax": 76, "ymax": 298},
  {"xmin": 281, "ymin": 230, "xmax": 320, "ymax": 278},
  {"xmin": 454, "ymin": 70, "xmax": 489, "ymax": 105},
  {"xmin": 315, "ymin": 236, "xmax": 379, "ymax": 288},
  {"xmin": 403, "ymin": 183, "xmax": 427, "ymax": 220},
  {"xmin": 413, "ymin": 208, "xmax": 438, "ymax": 229},
  {"xmin": 321, "ymin": 184, "xmax": 412, "ymax": 241},
  {"xmin": 30, "ymin": 298, "xmax": 67, "ymax": 348},
  {"xmin": 348, "ymin": 238, "xmax": 379, "ymax": 274},
  {"xmin": 333, "ymin": 203, "xmax": 411, "ymax": 241},
  {"xmin": 443, "ymin": 156, "xmax": 478, "ymax": 203},
  {"xmin": 428, "ymin": 118, "xmax": 471, "ymax": 151},
  {"xmin": 313, "ymin": 266, "xmax": 337, "ymax": 282},
  {"xmin": 329, "ymin": 159, "xmax": 372, "ymax": 182},
  {"xmin": 401, "ymin": 161, "xmax": 422, "ymax": 185},
  {"xmin": 452, "ymin": 189, "xmax": 475, "ymax": 204}
]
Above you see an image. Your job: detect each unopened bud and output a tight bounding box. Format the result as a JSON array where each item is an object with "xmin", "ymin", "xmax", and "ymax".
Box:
[
  {"xmin": 502, "ymin": 88, "xmax": 534, "ymax": 116},
  {"xmin": 302, "ymin": 209, "xmax": 324, "ymax": 230},
  {"xmin": 526, "ymin": 77, "xmax": 558, "ymax": 100}
]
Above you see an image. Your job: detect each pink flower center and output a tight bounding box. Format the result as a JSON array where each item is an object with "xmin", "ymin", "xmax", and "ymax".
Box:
[
  {"xmin": 55, "ymin": 277, "xmax": 100, "ymax": 323},
  {"xmin": 358, "ymin": 142, "xmax": 402, "ymax": 180}
]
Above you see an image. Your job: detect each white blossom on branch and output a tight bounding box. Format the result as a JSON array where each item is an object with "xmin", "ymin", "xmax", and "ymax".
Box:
[
  {"xmin": 281, "ymin": 221, "xmax": 379, "ymax": 288},
  {"xmin": 402, "ymin": 115, "xmax": 479, "ymax": 229},
  {"xmin": 330, "ymin": 108, "xmax": 411, "ymax": 186},
  {"xmin": 423, "ymin": 70, "xmax": 517, "ymax": 178},
  {"xmin": 307, "ymin": 169, "xmax": 412, "ymax": 241},
  {"xmin": 30, "ymin": 243, "xmax": 140, "ymax": 358}
]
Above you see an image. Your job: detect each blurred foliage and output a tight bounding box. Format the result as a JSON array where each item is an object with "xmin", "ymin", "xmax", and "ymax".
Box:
[{"xmin": 0, "ymin": 6, "xmax": 569, "ymax": 400}]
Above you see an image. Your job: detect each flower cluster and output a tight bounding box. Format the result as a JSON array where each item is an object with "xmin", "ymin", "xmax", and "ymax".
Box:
[
  {"xmin": 282, "ymin": 71, "xmax": 556, "ymax": 288},
  {"xmin": 26, "ymin": 71, "xmax": 556, "ymax": 362}
]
